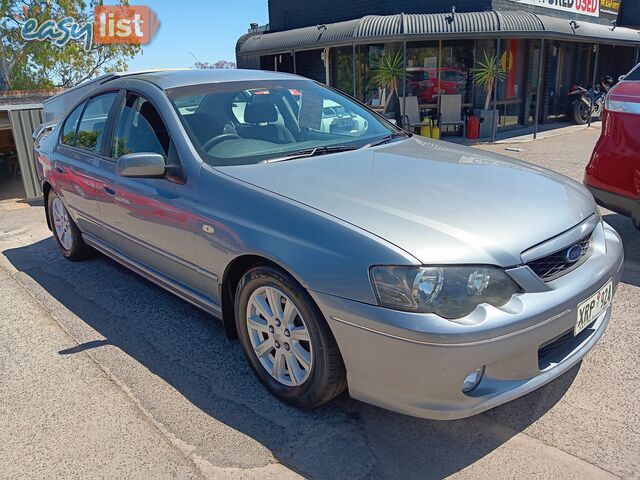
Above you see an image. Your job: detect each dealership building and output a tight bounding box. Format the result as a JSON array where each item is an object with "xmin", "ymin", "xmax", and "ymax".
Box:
[{"xmin": 237, "ymin": 0, "xmax": 640, "ymax": 136}]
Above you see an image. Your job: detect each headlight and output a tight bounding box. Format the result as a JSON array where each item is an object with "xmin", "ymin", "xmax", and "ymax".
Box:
[{"xmin": 370, "ymin": 265, "xmax": 520, "ymax": 319}]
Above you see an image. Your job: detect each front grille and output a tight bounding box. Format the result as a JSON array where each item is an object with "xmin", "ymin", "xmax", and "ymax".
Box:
[
  {"xmin": 538, "ymin": 322, "xmax": 596, "ymax": 370},
  {"xmin": 527, "ymin": 234, "xmax": 592, "ymax": 282}
]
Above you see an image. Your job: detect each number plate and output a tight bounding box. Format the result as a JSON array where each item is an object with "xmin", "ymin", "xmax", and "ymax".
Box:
[{"xmin": 575, "ymin": 279, "xmax": 613, "ymax": 335}]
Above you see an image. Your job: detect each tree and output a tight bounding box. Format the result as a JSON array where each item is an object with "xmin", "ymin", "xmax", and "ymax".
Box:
[
  {"xmin": 371, "ymin": 50, "xmax": 404, "ymax": 119},
  {"xmin": 194, "ymin": 60, "xmax": 236, "ymax": 70},
  {"xmin": 472, "ymin": 51, "xmax": 507, "ymax": 111},
  {"xmin": 0, "ymin": 0, "xmax": 141, "ymax": 91}
]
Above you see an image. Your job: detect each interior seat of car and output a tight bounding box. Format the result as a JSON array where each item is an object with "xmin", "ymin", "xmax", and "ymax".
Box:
[{"xmin": 236, "ymin": 103, "xmax": 295, "ymax": 144}]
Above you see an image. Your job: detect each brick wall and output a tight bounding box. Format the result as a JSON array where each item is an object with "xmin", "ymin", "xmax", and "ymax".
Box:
[
  {"xmin": 619, "ymin": 1, "xmax": 640, "ymax": 27},
  {"xmin": 268, "ymin": 0, "xmax": 619, "ymax": 31},
  {"xmin": 268, "ymin": 0, "xmax": 491, "ymax": 31},
  {"xmin": 0, "ymin": 89, "xmax": 62, "ymax": 106}
]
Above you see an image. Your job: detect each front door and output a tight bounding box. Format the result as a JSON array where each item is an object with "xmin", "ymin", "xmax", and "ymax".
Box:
[{"xmin": 96, "ymin": 92, "xmax": 206, "ymax": 297}]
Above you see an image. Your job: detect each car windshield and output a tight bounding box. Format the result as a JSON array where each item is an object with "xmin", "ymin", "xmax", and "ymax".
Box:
[{"xmin": 167, "ymin": 79, "xmax": 400, "ymax": 166}]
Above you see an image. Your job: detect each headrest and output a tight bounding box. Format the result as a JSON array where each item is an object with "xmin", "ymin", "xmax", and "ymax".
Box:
[{"xmin": 244, "ymin": 102, "xmax": 278, "ymax": 124}]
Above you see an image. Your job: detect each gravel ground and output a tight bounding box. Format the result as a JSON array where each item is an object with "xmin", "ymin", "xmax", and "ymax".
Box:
[{"xmin": 0, "ymin": 125, "xmax": 638, "ymax": 479}]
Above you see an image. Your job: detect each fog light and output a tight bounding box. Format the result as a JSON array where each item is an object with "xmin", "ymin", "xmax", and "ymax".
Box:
[{"xmin": 462, "ymin": 366, "xmax": 485, "ymax": 393}]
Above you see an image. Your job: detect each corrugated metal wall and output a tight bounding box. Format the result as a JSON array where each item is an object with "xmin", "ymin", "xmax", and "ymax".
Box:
[{"xmin": 8, "ymin": 108, "xmax": 43, "ymax": 199}]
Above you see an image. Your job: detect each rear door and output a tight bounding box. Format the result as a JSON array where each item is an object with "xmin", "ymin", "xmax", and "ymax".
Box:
[
  {"xmin": 96, "ymin": 90, "xmax": 207, "ymax": 297},
  {"xmin": 53, "ymin": 92, "xmax": 119, "ymax": 239}
]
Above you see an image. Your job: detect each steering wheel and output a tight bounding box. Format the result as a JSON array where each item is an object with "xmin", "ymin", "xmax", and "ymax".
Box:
[{"xmin": 202, "ymin": 133, "xmax": 241, "ymax": 152}]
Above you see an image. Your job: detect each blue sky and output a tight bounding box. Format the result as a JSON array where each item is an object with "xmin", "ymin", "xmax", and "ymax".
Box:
[{"xmin": 121, "ymin": 1, "xmax": 269, "ymax": 70}]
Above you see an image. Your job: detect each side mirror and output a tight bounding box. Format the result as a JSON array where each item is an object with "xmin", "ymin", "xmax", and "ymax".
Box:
[{"xmin": 116, "ymin": 152, "xmax": 166, "ymax": 178}]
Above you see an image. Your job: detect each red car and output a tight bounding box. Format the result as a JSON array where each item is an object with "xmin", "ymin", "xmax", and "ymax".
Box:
[
  {"xmin": 406, "ymin": 68, "xmax": 468, "ymax": 103},
  {"xmin": 585, "ymin": 63, "xmax": 640, "ymax": 230}
]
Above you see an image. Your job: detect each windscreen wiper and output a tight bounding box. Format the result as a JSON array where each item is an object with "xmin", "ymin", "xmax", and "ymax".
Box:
[
  {"xmin": 263, "ymin": 145, "xmax": 359, "ymax": 163},
  {"xmin": 364, "ymin": 131, "xmax": 410, "ymax": 148}
]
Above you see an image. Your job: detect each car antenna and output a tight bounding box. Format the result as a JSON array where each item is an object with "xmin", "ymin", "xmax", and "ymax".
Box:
[{"xmin": 189, "ymin": 51, "xmax": 205, "ymax": 68}]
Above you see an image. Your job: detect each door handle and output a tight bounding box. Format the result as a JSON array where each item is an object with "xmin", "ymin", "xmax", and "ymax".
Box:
[
  {"xmin": 103, "ymin": 186, "xmax": 116, "ymax": 195},
  {"xmin": 55, "ymin": 166, "xmax": 64, "ymax": 174}
]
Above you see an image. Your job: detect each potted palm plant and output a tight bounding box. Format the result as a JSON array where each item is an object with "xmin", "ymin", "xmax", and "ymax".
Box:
[
  {"xmin": 371, "ymin": 50, "xmax": 404, "ymax": 123},
  {"xmin": 472, "ymin": 51, "xmax": 507, "ymax": 138}
]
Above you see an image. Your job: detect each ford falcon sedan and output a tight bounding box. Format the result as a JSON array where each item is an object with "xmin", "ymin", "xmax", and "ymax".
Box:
[{"xmin": 33, "ymin": 69, "xmax": 624, "ymax": 419}]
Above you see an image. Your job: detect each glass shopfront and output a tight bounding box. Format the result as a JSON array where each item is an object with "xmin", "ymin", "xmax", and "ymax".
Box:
[
  {"xmin": 405, "ymin": 40, "xmax": 439, "ymax": 109},
  {"xmin": 329, "ymin": 46, "xmax": 354, "ymax": 96},
  {"xmin": 354, "ymin": 42, "xmax": 403, "ymax": 109},
  {"xmin": 495, "ymin": 39, "xmax": 527, "ymax": 128},
  {"xmin": 320, "ymin": 36, "xmax": 639, "ymax": 135}
]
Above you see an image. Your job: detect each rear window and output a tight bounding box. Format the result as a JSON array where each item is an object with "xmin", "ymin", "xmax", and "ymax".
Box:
[
  {"xmin": 625, "ymin": 64, "xmax": 640, "ymax": 81},
  {"xmin": 60, "ymin": 102, "xmax": 85, "ymax": 146},
  {"xmin": 75, "ymin": 93, "xmax": 118, "ymax": 153}
]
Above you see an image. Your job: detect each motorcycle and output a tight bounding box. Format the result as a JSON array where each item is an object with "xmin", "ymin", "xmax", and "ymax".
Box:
[{"xmin": 569, "ymin": 76, "xmax": 613, "ymax": 125}]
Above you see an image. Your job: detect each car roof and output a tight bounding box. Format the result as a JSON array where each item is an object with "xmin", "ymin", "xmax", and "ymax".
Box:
[{"xmin": 124, "ymin": 68, "xmax": 304, "ymax": 90}]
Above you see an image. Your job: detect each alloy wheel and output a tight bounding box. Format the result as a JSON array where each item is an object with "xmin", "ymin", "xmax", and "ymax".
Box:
[
  {"xmin": 246, "ymin": 286, "xmax": 313, "ymax": 387},
  {"xmin": 52, "ymin": 197, "xmax": 73, "ymax": 251}
]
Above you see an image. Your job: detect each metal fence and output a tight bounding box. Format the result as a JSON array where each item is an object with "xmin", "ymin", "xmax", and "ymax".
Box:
[{"xmin": 6, "ymin": 106, "xmax": 43, "ymax": 199}]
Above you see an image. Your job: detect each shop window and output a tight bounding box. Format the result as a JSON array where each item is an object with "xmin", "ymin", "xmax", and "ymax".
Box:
[
  {"xmin": 330, "ymin": 46, "xmax": 354, "ymax": 96},
  {"xmin": 294, "ymin": 49, "xmax": 326, "ymax": 84},
  {"xmin": 596, "ymin": 44, "xmax": 637, "ymax": 83},
  {"xmin": 260, "ymin": 53, "xmax": 294, "ymax": 73},
  {"xmin": 441, "ymin": 40, "xmax": 474, "ymax": 105},
  {"xmin": 355, "ymin": 42, "xmax": 402, "ymax": 111},
  {"xmin": 405, "ymin": 41, "xmax": 439, "ymax": 108},
  {"xmin": 496, "ymin": 39, "xmax": 526, "ymax": 128}
]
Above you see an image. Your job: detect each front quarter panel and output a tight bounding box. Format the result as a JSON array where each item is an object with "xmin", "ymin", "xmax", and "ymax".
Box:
[{"xmin": 193, "ymin": 164, "xmax": 419, "ymax": 305}]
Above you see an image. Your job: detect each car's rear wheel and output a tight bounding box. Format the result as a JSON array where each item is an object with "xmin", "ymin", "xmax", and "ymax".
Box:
[
  {"xmin": 48, "ymin": 191, "xmax": 87, "ymax": 260},
  {"xmin": 235, "ymin": 266, "xmax": 346, "ymax": 408}
]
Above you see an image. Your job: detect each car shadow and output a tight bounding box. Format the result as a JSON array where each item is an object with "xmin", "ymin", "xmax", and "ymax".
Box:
[
  {"xmin": 603, "ymin": 213, "xmax": 640, "ymax": 288},
  {"xmin": 3, "ymin": 237, "xmax": 579, "ymax": 480}
]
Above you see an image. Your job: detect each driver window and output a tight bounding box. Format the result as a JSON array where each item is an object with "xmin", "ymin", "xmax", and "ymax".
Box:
[{"xmin": 112, "ymin": 94, "xmax": 170, "ymax": 159}]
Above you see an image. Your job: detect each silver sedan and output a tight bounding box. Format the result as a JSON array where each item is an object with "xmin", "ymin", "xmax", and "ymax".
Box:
[{"xmin": 34, "ymin": 69, "xmax": 624, "ymax": 419}]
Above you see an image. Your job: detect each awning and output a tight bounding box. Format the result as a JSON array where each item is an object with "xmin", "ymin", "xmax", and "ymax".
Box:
[{"xmin": 237, "ymin": 10, "xmax": 640, "ymax": 56}]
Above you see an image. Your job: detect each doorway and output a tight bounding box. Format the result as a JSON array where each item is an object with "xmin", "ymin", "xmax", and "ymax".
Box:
[{"xmin": 0, "ymin": 127, "xmax": 26, "ymax": 201}]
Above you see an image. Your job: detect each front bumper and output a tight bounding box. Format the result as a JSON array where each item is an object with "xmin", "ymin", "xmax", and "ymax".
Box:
[{"xmin": 311, "ymin": 222, "xmax": 624, "ymax": 420}]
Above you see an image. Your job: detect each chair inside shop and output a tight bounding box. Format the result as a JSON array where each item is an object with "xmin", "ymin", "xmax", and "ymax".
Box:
[{"xmin": 439, "ymin": 94, "xmax": 466, "ymax": 137}]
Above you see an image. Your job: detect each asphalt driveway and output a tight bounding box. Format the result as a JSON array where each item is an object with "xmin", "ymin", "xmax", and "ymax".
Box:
[{"xmin": 0, "ymin": 125, "xmax": 638, "ymax": 479}]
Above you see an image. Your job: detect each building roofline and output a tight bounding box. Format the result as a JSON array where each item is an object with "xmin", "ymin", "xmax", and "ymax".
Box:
[{"xmin": 237, "ymin": 10, "xmax": 640, "ymax": 56}]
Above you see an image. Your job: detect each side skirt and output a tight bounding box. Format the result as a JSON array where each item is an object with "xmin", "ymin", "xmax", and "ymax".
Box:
[{"xmin": 83, "ymin": 233, "xmax": 224, "ymax": 320}]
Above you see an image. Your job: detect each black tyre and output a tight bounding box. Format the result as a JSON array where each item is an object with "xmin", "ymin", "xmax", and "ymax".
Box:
[
  {"xmin": 573, "ymin": 101, "xmax": 590, "ymax": 125},
  {"xmin": 48, "ymin": 190, "xmax": 88, "ymax": 261},
  {"xmin": 235, "ymin": 266, "xmax": 347, "ymax": 408}
]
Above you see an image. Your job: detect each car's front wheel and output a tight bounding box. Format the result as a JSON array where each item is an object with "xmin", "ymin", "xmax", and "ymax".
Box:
[
  {"xmin": 235, "ymin": 266, "xmax": 346, "ymax": 408},
  {"xmin": 48, "ymin": 190, "xmax": 88, "ymax": 260}
]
